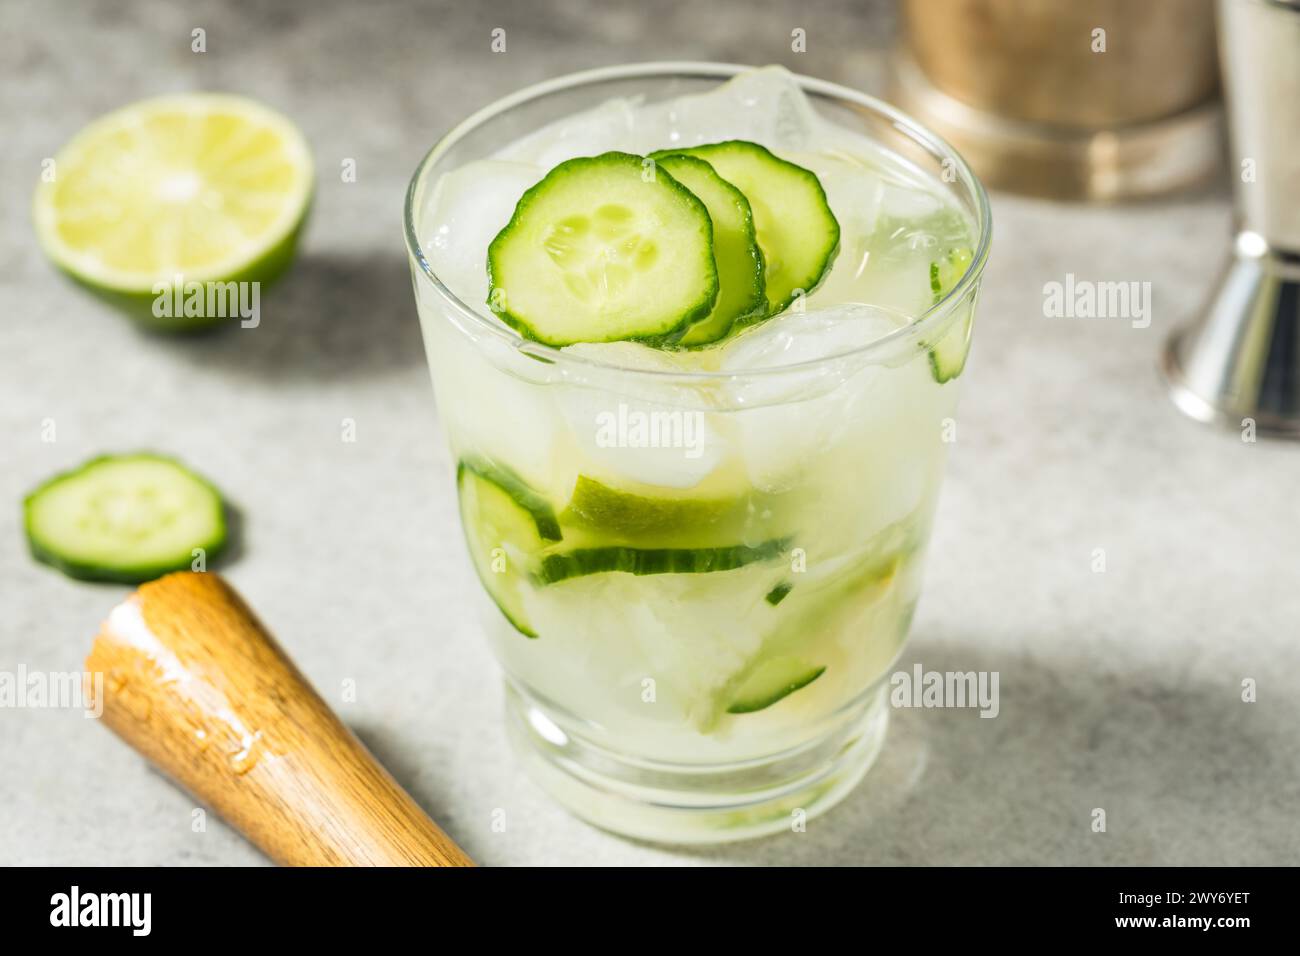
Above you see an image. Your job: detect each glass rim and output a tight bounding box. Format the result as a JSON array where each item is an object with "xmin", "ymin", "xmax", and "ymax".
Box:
[{"xmin": 403, "ymin": 60, "xmax": 992, "ymax": 381}]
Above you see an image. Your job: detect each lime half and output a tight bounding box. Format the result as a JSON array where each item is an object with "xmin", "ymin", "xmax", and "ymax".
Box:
[{"xmin": 33, "ymin": 94, "xmax": 313, "ymax": 321}]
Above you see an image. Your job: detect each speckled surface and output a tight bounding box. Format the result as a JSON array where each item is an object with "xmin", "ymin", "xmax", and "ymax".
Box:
[{"xmin": 3, "ymin": 0, "xmax": 1297, "ymax": 867}]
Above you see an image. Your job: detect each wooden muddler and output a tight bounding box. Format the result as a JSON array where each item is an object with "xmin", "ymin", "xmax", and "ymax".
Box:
[{"xmin": 86, "ymin": 571, "xmax": 473, "ymax": 866}]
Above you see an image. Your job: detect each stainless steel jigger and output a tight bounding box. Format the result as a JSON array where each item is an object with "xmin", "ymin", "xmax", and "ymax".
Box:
[{"xmin": 1162, "ymin": 0, "xmax": 1300, "ymax": 436}]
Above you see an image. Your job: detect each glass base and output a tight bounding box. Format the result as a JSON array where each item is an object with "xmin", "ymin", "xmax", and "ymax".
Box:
[{"xmin": 504, "ymin": 681, "xmax": 890, "ymax": 845}]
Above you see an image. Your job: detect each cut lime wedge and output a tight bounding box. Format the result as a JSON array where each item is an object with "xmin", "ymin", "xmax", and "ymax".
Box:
[
  {"xmin": 562, "ymin": 475, "xmax": 744, "ymax": 541},
  {"xmin": 33, "ymin": 94, "xmax": 313, "ymax": 324}
]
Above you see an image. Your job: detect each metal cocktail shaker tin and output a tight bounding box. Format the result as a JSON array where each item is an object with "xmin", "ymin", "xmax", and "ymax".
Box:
[{"xmin": 893, "ymin": 0, "xmax": 1222, "ymax": 200}]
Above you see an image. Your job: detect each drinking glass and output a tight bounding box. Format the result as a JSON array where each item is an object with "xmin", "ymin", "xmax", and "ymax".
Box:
[{"xmin": 404, "ymin": 62, "xmax": 990, "ymax": 843}]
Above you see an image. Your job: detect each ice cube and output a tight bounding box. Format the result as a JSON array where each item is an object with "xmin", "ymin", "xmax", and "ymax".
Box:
[
  {"xmin": 719, "ymin": 306, "xmax": 907, "ymax": 493},
  {"xmin": 880, "ymin": 181, "xmax": 944, "ymax": 221},
  {"xmin": 555, "ymin": 342, "xmax": 729, "ymax": 490},
  {"xmin": 637, "ymin": 66, "xmax": 821, "ymax": 154},
  {"xmin": 421, "ymin": 316, "xmax": 567, "ymax": 496},
  {"xmin": 494, "ymin": 67, "xmax": 823, "ymax": 167},
  {"xmin": 721, "ymin": 305, "xmax": 903, "ymax": 377},
  {"xmin": 495, "ymin": 98, "xmax": 640, "ymax": 167},
  {"xmin": 805, "ymin": 151, "xmax": 886, "ymax": 242},
  {"xmin": 422, "ymin": 159, "xmax": 542, "ymax": 309}
]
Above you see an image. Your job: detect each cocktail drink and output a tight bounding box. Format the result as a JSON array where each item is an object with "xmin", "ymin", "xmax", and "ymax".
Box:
[{"xmin": 404, "ymin": 64, "xmax": 989, "ymax": 842}]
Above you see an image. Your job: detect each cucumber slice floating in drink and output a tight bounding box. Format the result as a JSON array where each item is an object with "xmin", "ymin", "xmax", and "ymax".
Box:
[
  {"xmin": 705, "ymin": 524, "xmax": 913, "ymax": 724},
  {"xmin": 23, "ymin": 453, "xmax": 227, "ymax": 583},
  {"xmin": 926, "ymin": 246, "xmax": 975, "ymax": 384},
  {"xmin": 726, "ymin": 657, "xmax": 826, "ymax": 714},
  {"xmin": 535, "ymin": 537, "xmax": 791, "ymax": 586},
  {"xmin": 485, "ymin": 141, "xmax": 839, "ymax": 348},
  {"xmin": 764, "ymin": 581, "xmax": 793, "ymax": 606},
  {"xmin": 652, "ymin": 154, "xmax": 765, "ymax": 346},
  {"xmin": 652, "ymin": 140, "xmax": 840, "ymax": 316},
  {"xmin": 487, "ymin": 152, "xmax": 719, "ymax": 346},
  {"xmin": 456, "ymin": 458, "xmax": 562, "ymax": 638},
  {"xmin": 460, "ymin": 457, "xmax": 562, "ymax": 542},
  {"xmin": 456, "ymin": 460, "xmax": 795, "ymax": 623}
]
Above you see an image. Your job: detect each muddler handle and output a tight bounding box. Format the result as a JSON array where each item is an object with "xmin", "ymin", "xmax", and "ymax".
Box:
[{"xmin": 85, "ymin": 571, "xmax": 473, "ymax": 867}]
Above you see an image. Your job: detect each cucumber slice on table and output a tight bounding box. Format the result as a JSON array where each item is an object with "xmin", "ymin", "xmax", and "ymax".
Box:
[
  {"xmin": 927, "ymin": 246, "xmax": 975, "ymax": 384},
  {"xmin": 726, "ymin": 656, "xmax": 826, "ymax": 714},
  {"xmin": 652, "ymin": 155, "xmax": 765, "ymax": 346},
  {"xmin": 652, "ymin": 140, "xmax": 839, "ymax": 316},
  {"xmin": 535, "ymin": 537, "xmax": 790, "ymax": 586},
  {"xmin": 23, "ymin": 453, "xmax": 226, "ymax": 583},
  {"xmin": 487, "ymin": 152, "xmax": 718, "ymax": 346},
  {"xmin": 456, "ymin": 458, "xmax": 562, "ymax": 638}
]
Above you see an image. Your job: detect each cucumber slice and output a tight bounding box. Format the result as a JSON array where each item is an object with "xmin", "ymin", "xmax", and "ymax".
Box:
[
  {"xmin": 460, "ymin": 457, "xmax": 561, "ymax": 542},
  {"xmin": 653, "ymin": 155, "xmax": 765, "ymax": 346},
  {"xmin": 709, "ymin": 533, "xmax": 911, "ymax": 724},
  {"xmin": 561, "ymin": 474, "xmax": 747, "ymax": 544},
  {"xmin": 764, "ymin": 581, "xmax": 793, "ymax": 606},
  {"xmin": 23, "ymin": 453, "xmax": 226, "ymax": 583},
  {"xmin": 726, "ymin": 657, "xmax": 825, "ymax": 714},
  {"xmin": 927, "ymin": 246, "xmax": 975, "ymax": 384},
  {"xmin": 652, "ymin": 141, "xmax": 839, "ymax": 316},
  {"xmin": 535, "ymin": 537, "xmax": 790, "ymax": 586},
  {"xmin": 486, "ymin": 152, "xmax": 718, "ymax": 346},
  {"xmin": 456, "ymin": 459, "xmax": 561, "ymax": 638}
]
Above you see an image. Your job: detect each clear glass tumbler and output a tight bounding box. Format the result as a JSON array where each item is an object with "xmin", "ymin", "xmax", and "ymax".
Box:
[{"xmin": 404, "ymin": 63, "xmax": 990, "ymax": 843}]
